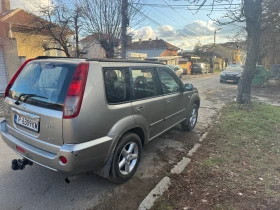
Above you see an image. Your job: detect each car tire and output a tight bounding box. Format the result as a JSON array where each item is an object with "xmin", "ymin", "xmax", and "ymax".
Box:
[
  {"xmin": 110, "ymin": 132, "xmax": 142, "ymax": 184},
  {"xmin": 220, "ymin": 79, "xmax": 223, "ymax": 83},
  {"xmin": 181, "ymin": 103, "xmax": 198, "ymax": 131}
]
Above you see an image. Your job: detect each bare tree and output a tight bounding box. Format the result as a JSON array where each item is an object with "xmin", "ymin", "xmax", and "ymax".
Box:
[
  {"xmin": 182, "ymin": 0, "xmax": 266, "ymax": 104},
  {"xmin": 21, "ymin": 0, "xmax": 87, "ymax": 57},
  {"xmin": 259, "ymin": 0, "xmax": 280, "ymax": 67},
  {"xmin": 80, "ymin": 0, "xmax": 143, "ymax": 58}
]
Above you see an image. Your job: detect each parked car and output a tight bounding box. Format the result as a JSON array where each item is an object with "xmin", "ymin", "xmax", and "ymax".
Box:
[
  {"xmin": 196, "ymin": 63, "xmax": 208, "ymax": 74},
  {"xmin": 0, "ymin": 57, "xmax": 200, "ymax": 183},
  {"xmin": 191, "ymin": 63, "xmax": 203, "ymax": 74},
  {"xmin": 167, "ymin": 65, "xmax": 184, "ymax": 78},
  {"xmin": 220, "ymin": 65, "xmax": 244, "ymax": 83}
]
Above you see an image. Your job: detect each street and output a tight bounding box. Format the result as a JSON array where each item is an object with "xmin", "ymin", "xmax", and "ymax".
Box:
[{"xmin": 0, "ymin": 74, "xmax": 237, "ymax": 210}]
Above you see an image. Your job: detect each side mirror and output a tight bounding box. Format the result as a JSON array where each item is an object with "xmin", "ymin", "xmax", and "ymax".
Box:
[{"xmin": 184, "ymin": 83, "xmax": 193, "ymax": 91}]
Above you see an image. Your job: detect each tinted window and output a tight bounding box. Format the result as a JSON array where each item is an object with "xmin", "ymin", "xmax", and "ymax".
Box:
[
  {"xmin": 103, "ymin": 68, "xmax": 130, "ymax": 104},
  {"xmin": 158, "ymin": 68, "xmax": 181, "ymax": 94},
  {"xmin": 131, "ymin": 68, "xmax": 158, "ymax": 100},
  {"xmin": 9, "ymin": 61, "xmax": 77, "ymax": 111}
]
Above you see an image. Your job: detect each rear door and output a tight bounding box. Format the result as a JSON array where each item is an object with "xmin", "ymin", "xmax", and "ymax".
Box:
[
  {"xmin": 5, "ymin": 60, "xmax": 77, "ymax": 149},
  {"xmin": 131, "ymin": 67, "xmax": 165, "ymax": 140},
  {"xmin": 157, "ymin": 67, "xmax": 190, "ymax": 130}
]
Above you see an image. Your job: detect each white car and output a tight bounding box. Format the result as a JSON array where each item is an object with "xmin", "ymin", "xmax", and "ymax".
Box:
[{"xmin": 167, "ymin": 65, "xmax": 184, "ymax": 78}]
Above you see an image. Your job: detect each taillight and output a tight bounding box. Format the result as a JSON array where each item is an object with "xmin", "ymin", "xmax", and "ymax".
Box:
[
  {"xmin": 4, "ymin": 59, "xmax": 34, "ymax": 98},
  {"xmin": 63, "ymin": 62, "xmax": 89, "ymax": 119}
]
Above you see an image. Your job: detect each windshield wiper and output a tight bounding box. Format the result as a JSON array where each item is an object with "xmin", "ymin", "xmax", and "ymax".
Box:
[{"xmin": 15, "ymin": 93, "xmax": 48, "ymax": 105}]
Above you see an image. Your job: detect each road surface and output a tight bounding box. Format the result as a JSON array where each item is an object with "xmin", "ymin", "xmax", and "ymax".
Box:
[{"xmin": 0, "ymin": 74, "xmax": 237, "ymax": 210}]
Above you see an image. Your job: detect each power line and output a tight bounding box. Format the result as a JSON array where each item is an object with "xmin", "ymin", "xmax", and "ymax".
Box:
[
  {"xmin": 162, "ymin": 0, "xmax": 214, "ymax": 36},
  {"xmin": 131, "ymin": 3, "xmax": 241, "ymax": 7}
]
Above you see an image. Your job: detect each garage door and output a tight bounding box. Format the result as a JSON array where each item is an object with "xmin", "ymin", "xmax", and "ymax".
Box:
[{"xmin": 0, "ymin": 46, "xmax": 8, "ymax": 93}]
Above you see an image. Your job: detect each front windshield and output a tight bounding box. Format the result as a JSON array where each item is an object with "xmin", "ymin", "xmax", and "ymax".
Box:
[{"xmin": 225, "ymin": 66, "xmax": 243, "ymax": 72}]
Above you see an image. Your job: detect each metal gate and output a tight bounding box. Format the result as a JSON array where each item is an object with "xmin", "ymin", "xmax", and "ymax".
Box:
[{"xmin": 0, "ymin": 46, "xmax": 8, "ymax": 93}]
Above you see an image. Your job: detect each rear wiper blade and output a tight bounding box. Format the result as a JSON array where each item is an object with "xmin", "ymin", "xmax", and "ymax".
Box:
[{"xmin": 15, "ymin": 93, "xmax": 48, "ymax": 105}]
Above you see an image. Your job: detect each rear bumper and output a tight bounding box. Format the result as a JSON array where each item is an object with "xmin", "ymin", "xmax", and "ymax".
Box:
[
  {"xmin": 220, "ymin": 75, "xmax": 240, "ymax": 82},
  {"xmin": 0, "ymin": 120, "xmax": 113, "ymax": 175}
]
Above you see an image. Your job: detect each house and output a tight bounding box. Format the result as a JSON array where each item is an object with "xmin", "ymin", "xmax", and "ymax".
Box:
[
  {"xmin": 127, "ymin": 38, "xmax": 181, "ymax": 65},
  {"xmin": 0, "ymin": 0, "xmax": 22, "ymax": 93},
  {"xmin": 0, "ymin": 0, "xmax": 66, "ymax": 93},
  {"xmin": 80, "ymin": 34, "xmax": 106, "ymax": 59}
]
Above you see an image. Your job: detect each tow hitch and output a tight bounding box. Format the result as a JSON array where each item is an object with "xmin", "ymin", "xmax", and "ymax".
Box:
[{"xmin": 11, "ymin": 158, "xmax": 33, "ymax": 170}]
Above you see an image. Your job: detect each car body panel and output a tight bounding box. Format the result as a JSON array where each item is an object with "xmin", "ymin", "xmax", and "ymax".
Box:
[{"xmin": 1, "ymin": 59, "xmax": 200, "ymax": 177}]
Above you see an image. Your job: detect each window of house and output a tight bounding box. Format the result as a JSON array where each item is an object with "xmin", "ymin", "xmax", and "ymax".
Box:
[
  {"xmin": 131, "ymin": 68, "xmax": 158, "ymax": 100},
  {"xmin": 103, "ymin": 68, "xmax": 130, "ymax": 104},
  {"xmin": 158, "ymin": 68, "xmax": 181, "ymax": 94}
]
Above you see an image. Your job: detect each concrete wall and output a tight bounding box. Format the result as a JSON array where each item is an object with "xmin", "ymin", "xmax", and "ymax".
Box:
[
  {"xmin": 2, "ymin": 38, "xmax": 22, "ymax": 80},
  {"xmin": 12, "ymin": 30, "xmax": 55, "ymax": 59}
]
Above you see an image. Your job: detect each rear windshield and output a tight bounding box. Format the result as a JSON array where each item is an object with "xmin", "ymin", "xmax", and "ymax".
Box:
[{"xmin": 9, "ymin": 61, "xmax": 77, "ymax": 111}]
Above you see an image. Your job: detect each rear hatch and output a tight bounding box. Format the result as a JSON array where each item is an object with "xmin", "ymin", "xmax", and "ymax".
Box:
[{"xmin": 5, "ymin": 60, "xmax": 78, "ymax": 149}]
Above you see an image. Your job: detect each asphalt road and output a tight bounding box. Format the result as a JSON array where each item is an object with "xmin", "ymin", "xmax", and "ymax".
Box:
[{"xmin": 0, "ymin": 74, "xmax": 237, "ymax": 210}]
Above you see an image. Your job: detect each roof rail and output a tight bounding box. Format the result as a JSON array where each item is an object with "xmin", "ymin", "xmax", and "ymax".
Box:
[
  {"xmin": 85, "ymin": 58, "xmax": 164, "ymax": 64},
  {"xmin": 35, "ymin": 56, "xmax": 84, "ymax": 59}
]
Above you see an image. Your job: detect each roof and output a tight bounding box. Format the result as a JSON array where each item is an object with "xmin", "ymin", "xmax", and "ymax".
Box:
[
  {"xmin": 127, "ymin": 49, "xmax": 165, "ymax": 57},
  {"xmin": 81, "ymin": 33, "xmax": 119, "ymax": 43},
  {"xmin": 127, "ymin": 39, "xmax": 180, "ymax": 51},
  {"xmin": 0, "ymin": 9, "xmax": 41, "ymax": 27}
]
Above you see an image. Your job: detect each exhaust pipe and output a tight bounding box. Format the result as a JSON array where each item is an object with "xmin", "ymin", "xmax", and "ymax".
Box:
[
  {"xmin": 65, "ymin": 174, "xmax": 84, "ymax": 184},
  {"xmin": 11, "ymin": 158, "xmax": 33, "ymax": 170}
]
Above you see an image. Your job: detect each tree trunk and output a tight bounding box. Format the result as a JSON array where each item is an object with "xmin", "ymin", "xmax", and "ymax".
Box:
[
  {"xmin": 236, "ymin": 0, "xmax": 262, "ymax": 104},
  {"xmin": 105, "ymin": 48, "xmax": 115, "ymax": 58}
]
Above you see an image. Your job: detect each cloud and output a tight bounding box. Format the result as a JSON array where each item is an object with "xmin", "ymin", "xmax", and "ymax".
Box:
[
  {"xmin": 10, "ymin": 0, "xmax": 50, "ymax": 11},
  {"xmin": 131, "ymin": 19, "xmax": 238, "ymax": 50}
]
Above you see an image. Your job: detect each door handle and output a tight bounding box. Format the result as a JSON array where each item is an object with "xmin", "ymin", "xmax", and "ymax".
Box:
[
  {"xmin": 135, "ymin": 106, "xmax": 144, "ymax": 112},
  {"xmin": 166, "ymin": 99, "xmax": 172, "ymax": 104}
]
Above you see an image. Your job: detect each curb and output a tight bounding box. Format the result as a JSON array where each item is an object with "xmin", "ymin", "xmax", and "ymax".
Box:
[
  {"xmin": 187, "ymin": 143, "xmax": 201, "ymax": 157},
  {"xmin": 138, "ymin": 132, "xmax": 209, "ymax": 210},
  {"xmin": 138, "ymin": 177, "xmax": 171, "ymax": 210},
  {"xmin": 170, "ymin": 157, "xmax": 191, "ymax": 174}
]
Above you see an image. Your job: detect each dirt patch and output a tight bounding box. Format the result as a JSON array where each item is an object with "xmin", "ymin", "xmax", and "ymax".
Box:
[
  {"xmin": 153, "ymin": 102, "xmax": 280, "ymax": 210},
  {"xmin": 252, "ymin": 86, "xmax": 280, "ymax": 105}
]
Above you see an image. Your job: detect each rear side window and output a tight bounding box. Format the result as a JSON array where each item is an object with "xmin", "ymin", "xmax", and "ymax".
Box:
[
  {"xmin": 103, "ymin": 68, "xmax": 130, "ymax": 104},
  {"xmin": 9, "ymin": 61, "xmax": 77, "ymax": 111},
  {"xmin": 131, "ymin": 68, "xmax": 159, "ymax": 100}
]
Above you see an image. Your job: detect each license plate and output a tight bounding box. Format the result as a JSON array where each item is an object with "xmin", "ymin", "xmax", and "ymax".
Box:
[
  {"xmin": 227, "ymin": 80, "xmax": 235, "ymax": 83},
  {"xmin": 14, "ymin": 114, "xmax": 39, "ymax": 132}
]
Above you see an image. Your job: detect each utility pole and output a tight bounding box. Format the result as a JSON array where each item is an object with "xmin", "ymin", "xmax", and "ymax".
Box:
[
  {"xmin": 212, "ymin": 28, "xmax": 221, "ymax": 72},
  {"xmin": 213, "ymin": 30, "xmax": 217, "ymax": 58},
  {"xmin": 121, "ymin": 0, "xmax": 129, "ymax": 59}
]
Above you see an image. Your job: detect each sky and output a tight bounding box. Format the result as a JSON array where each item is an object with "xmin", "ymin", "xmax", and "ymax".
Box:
[{"xmin": 10, "ymin": 0, "xmax": 243, "ymax": 50}]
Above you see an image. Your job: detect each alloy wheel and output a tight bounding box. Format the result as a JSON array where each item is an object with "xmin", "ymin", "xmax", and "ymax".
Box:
[
  {"xmin": 190, "ymin": 108, "xmax": 197, "ymax": 127},
  {"xmin": 118, "ymin": 142, "xmax": 139, "ymax": 175}
]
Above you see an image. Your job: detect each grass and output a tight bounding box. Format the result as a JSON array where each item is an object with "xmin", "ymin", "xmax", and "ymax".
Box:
[{"xmin": 153, "ymin": 102, "xmax": 280, "ymax": 210}]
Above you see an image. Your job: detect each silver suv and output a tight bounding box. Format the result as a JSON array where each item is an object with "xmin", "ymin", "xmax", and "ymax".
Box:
[{"xmin": 0, "ymin": 57, "xmax": 200, "ymax": 183}]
